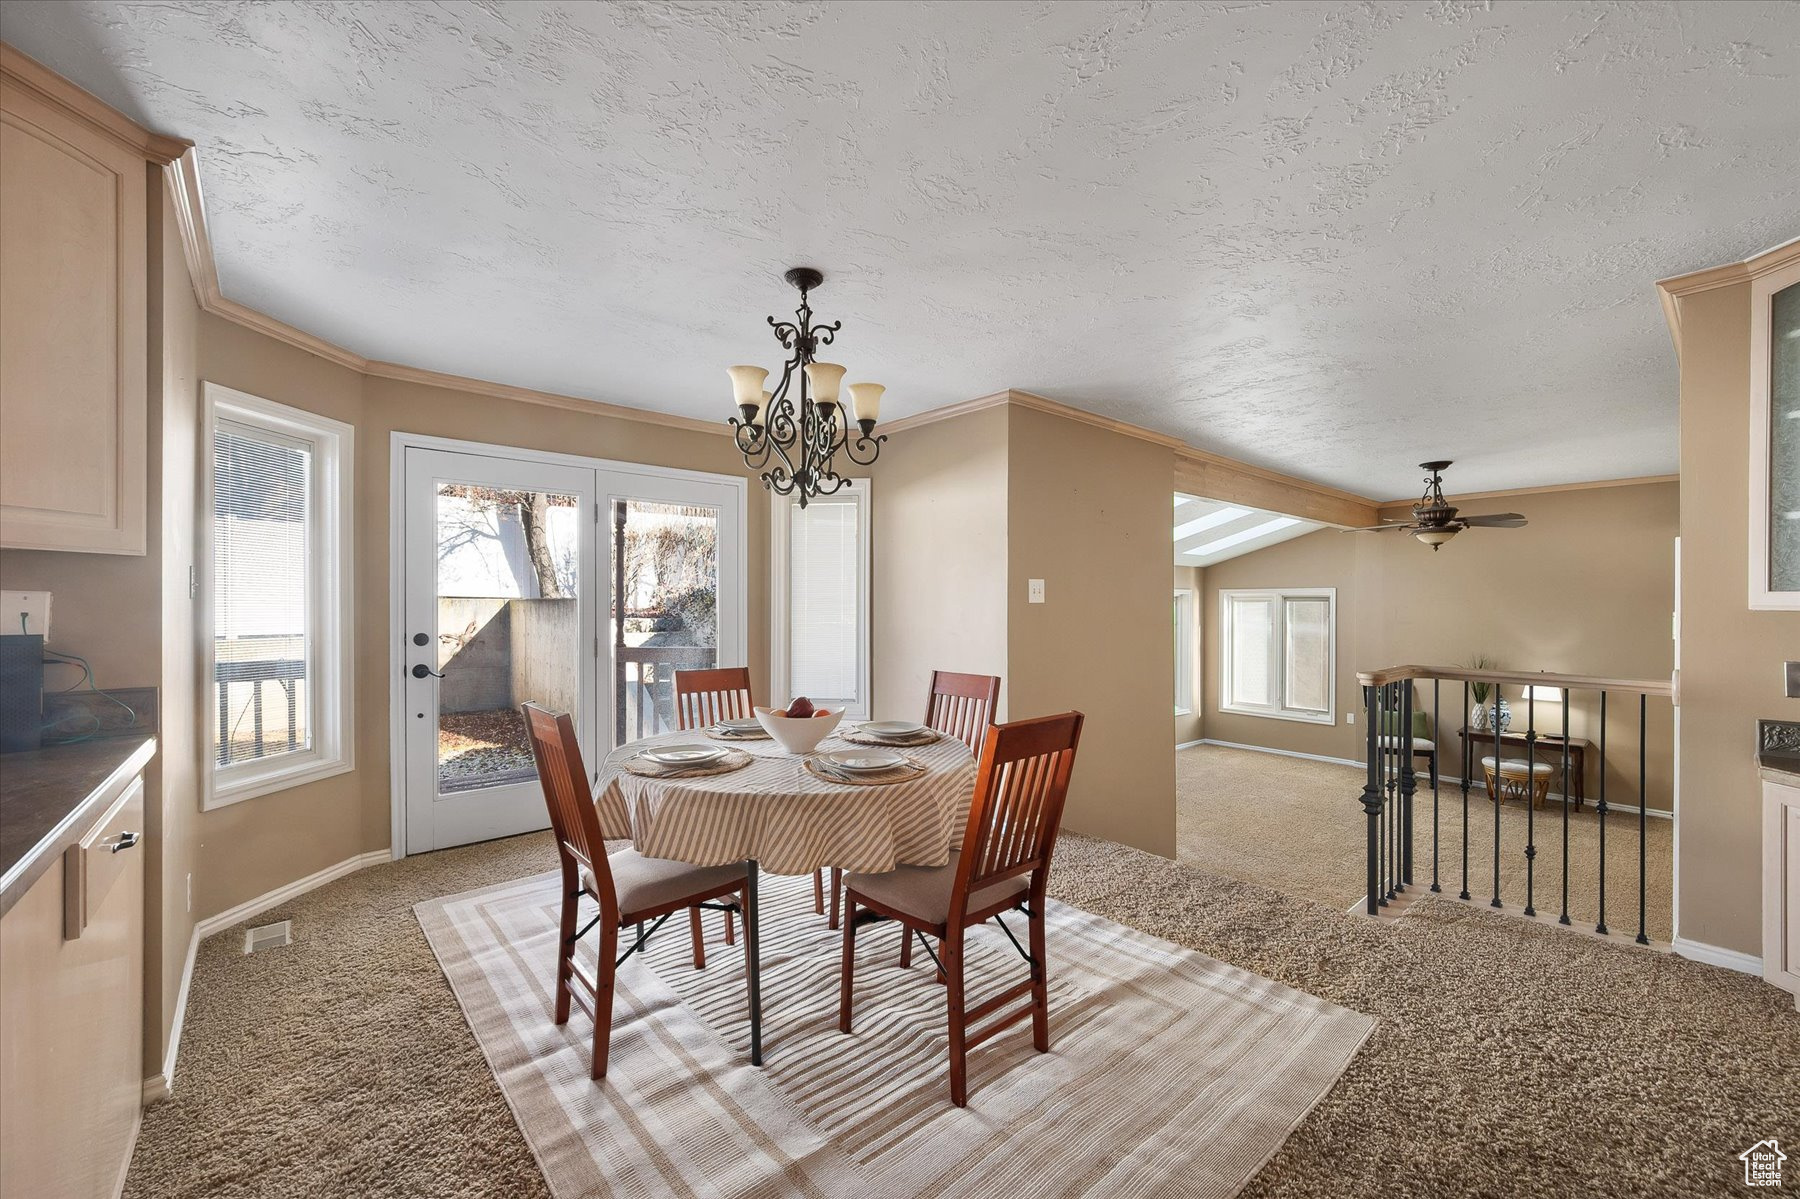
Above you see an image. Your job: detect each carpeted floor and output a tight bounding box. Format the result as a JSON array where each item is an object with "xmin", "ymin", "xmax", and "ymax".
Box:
[
  {"xmin": 1175, "ymin": 744, "xmax": 1674, "ymax": 942},
  {"xmin": 124, "ymin": 830, "xmax": 1793, "ymax": 1199}
]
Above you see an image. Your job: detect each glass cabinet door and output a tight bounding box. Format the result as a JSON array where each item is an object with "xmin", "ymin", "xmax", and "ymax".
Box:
[{"xmin": 1754, "ymin": 266, "xmax": 1800, "ymax": 608}]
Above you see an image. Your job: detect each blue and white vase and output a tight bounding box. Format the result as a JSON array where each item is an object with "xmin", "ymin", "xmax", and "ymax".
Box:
[{"xmin": 1487, "ymin": 695, "xmax": 1512, "ymax": 732}]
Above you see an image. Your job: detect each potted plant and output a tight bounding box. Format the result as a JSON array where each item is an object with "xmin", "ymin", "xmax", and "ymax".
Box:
[{"xmin": 1465, "ymin": 655, "xmax": 1511, "ymax": 732}]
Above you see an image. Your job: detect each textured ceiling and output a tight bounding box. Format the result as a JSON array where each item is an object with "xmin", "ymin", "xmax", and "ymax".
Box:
[{"xmin": 5, "ymin": 1, "xmax": 1796, "ymax": 496}]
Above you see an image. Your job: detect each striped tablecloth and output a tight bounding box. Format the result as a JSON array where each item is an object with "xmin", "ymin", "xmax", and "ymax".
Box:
[{"xmin": 595, "ymin": 729, "xmax": 977, "ymax": 876}]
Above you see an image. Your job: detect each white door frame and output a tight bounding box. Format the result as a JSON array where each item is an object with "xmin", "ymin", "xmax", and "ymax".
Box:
[{"xmin": 388, "ymin": 431, "xmax": 749, "ymax": 860}]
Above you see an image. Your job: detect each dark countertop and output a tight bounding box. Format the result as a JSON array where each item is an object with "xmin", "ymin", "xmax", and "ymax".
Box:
[
  {"xmin": 0, "ymin": 736, "xmax": 157, "ymax": 919},
  {"xmin": 1762, "ymin": 751, "xmax": 1800, "ymax": 789}
]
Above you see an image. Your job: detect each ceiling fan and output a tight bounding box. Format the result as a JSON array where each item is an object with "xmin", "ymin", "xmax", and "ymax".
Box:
[{"xmin": 1352, "ymin": 461, "xmax": 1527, "ymax": 550}]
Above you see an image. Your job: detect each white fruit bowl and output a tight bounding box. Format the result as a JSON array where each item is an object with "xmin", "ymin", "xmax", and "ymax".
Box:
[{"xmin": 754, "ymin": 705, "xmax": 844, "ymax": 754}]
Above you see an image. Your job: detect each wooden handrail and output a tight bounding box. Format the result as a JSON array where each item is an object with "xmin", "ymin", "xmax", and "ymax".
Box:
[{"xmin": 1355, "ymin": 664, "xmax": 1674, "ymax": 698}]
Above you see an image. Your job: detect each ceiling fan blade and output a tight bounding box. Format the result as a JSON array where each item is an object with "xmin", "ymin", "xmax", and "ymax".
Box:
[
  {"xmin": 1460, "ymin": 513, "xmax": 1527, "ymax": 527},
  {"xmin": 1348, "ymin": 523, "xmax": 1415, "ymax": 533}
]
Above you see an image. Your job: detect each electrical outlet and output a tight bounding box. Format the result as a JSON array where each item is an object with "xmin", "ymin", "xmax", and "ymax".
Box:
[
  {"xmin": 1, "ymin": 591, "xmax": 51, "ymax": 640},
  {"xmin": 1028, "ymin": 579, "xmax": 1045, "ymax": 604},
  {"xmin": 186, "ymin": 873, "xmax": 192, "ymax": 914},
  {"xmin": 1345, "ymin": 712, "xmax": 1355, "ymax": 725}
]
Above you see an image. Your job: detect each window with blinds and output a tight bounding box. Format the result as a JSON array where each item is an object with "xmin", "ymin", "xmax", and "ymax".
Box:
[
  {"xmin": 1219, "ymin": 587, "xmax": 1335, "ymax": 723},
  {"xmin": 214, "ymin": 420, "xmax": 313, "ymax": 766},
  {"xmin": 773, "ymin": 481, "xmax": 869, "ymax": 718},
  {"xmin": 205, "ymin": 384, "xmax": 353, "ymax": 807}
]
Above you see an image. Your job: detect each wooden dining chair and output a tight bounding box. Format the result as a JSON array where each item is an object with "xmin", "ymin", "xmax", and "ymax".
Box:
[
  {"xmin": 825, "ymin": 669, "xmax": 1005, "ymax": 931},
  {"xmin": 925, "ymin": 670, "xmax": 1003, "ymax": 753},
  {"xmin": 673, "ymin": 667, "xmax": 828, "ymax": 921},
  {"xmin": 521, "ymin": 703, "xmax": 750, "ymax": 1080},
  {"xmin": 838, "ymin": 710, "xmax": 1084, "ymax": 1106}
]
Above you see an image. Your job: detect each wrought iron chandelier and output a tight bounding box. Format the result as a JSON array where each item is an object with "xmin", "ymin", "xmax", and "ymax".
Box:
[{"xmin": 727, "ymin": 267, "xmax": 885, "ymax": 507}]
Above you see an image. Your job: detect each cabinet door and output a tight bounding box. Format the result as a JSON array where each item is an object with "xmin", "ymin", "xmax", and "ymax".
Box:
[
  {"xmin": 0, "ymin": 78, "xmax": 147, "ymax": 554},
  {"xmin": 0, "ymin": 778, "xmax": 146, "ymax": 1199}
]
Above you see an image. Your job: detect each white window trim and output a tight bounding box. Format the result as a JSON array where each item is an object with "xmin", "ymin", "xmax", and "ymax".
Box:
[
  {"xmin": 770, "ymin": 480, "xmax": 871, "ymax": 720},
  {"xmin": 1218, "ymin": 586, "xmax": 1336, "ymax": 726},
  {"xmin": 202, "ymin": 383, "xmax": 355, "ymax": 809},
  {"xmin": 1749, "ymin": 257, "xmax": 1800, "ymax": 610},
  {"xmin": 1173, "ymin": 588, "xmax": 1195, "ymax": 715}
]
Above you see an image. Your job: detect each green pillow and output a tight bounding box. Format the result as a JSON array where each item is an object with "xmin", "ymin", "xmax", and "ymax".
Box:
[{"xmin": 1380, "ymin": 709, "xmax": 1430, "ymax": 739}]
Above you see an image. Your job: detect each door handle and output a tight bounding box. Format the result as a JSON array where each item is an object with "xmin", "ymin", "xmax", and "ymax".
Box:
[{"xmin": 411, "ymin": 664, "xmax": 445, "ymax": 679}]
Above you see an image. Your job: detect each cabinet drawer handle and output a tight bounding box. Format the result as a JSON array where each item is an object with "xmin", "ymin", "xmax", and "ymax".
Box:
[{"xmin": 104, "ymin": 831, "xmax": 140, "ymax": 853}]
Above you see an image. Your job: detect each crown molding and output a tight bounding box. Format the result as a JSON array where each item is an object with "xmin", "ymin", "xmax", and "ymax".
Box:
[
  {"xmin": 1, "ymin": 42, "xmax": 189, "ymax": 164},
  {"xmin": 1377, "ymin": 472, "xmax": 1681, "ymax": 509},
  {"xmin": 1655, "ymin": 235, "xmax": 1800, "ymax": 358}
]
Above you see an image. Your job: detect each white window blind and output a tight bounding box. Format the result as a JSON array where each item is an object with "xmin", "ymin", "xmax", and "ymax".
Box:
[
  {"xmin": 213, "ymin": 420, "xmax": 313, "ymax": 765},
  {"xmin": 1220, "ymin": 588, "xmax": 1335, "ymax": 724},
  {"xmin": 772, "ymin": 482, "xmax": 869, "ymax": 718},
  {"xmin": 788, "ymin": 496, "xmax": 859, "ymax": 701}
]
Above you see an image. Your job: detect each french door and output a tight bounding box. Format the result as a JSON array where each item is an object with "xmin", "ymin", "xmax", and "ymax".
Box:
[{"xmin": 398, "ymin": 442, "xmax": 744, "ymax": 854}]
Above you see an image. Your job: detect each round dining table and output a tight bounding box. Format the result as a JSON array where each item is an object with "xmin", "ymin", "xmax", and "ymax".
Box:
[{"xmin": 593, "ymin": 727, "xmax": 978, "ymax": 1064}]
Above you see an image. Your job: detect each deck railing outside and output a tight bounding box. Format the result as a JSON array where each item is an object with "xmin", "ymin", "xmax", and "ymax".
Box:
[{"xmin": 1355, "ymin": 665, "xmax": 1674, "ymax": 945}]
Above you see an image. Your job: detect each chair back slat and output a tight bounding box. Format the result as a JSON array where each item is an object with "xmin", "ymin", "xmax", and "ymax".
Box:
[
  {"xmin": 924, "ymin": 670, "xmax": 1002, "ymax": 754},
  {"xmin": 952, "ymin": 712, "xmax": 1084, "ymax": 909},
  {"xmin": 674, "ymin": 667, "xmax": 754, "ymax": 731},
  {"xmin": 522, "ymin": 703, "xmax": 615, "ymax": 909}
]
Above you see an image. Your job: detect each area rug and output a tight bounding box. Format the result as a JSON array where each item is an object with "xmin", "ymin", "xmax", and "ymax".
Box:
[{"xmin": 417, "ymin": 868, "xmax": 1373, "ymax": 1198}]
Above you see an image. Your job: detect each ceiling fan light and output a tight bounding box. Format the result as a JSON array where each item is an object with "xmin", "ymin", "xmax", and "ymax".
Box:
[{"xmin": 1414, "ymin": 527, "xmax": 1458, "ymax": 550}]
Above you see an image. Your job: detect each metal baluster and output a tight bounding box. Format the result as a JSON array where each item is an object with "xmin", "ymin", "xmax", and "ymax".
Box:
[
  {"xmin": 1559, "ymin": 688, "xmax": 1571, "ymax": 926},
  {"xmin": 1637, "ymin": 695, "xmax": 1650, "ymax": 945},
  {"xmin": 1491, "ymin": 681, "xmax": 1502, "ymax": 909},
  {"xmin": 1596, "ymin": 691, "xmax": 1609, "ymax": 936},
  {"xmin": 1431, "ymin": 678, "xmax": 1441, "ymax": 893},
  {"xmin": 1459, "ymin": 680, "xmax": 1471, "ymax": 901},
  {"xmin": 1388, "ymin": 684, "xmax": 1399, "ymax": 900},
  {"xmin": 1360, "ymin": 685, "xmax": 1383, "ymax": 915},
  {"xmin": 1399, "ymin": 682, "xmax": 1415, "ymax": 889},
  {"xmin": 1523, "ymin": 688, "xmax": 1537, "ymax": 917},
  {"xmin": 1380, "ymin": 685, "xmax": 1392, "ymax": 904}
]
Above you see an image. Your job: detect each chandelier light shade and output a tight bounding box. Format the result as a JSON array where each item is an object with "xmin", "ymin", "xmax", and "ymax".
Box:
[{"xmin": 727, "ymin": 267, "xmax": 885, "ymax": 506}]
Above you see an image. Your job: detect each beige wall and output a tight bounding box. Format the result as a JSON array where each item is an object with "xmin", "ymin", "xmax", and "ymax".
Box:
[
  {"xmin": 1201, "ymin": 481, "xmax": 1679, "ymax": 817},
  {"xmin": 1174, "ymin": 565, "xmax": 1203, "ymax": 746},
  {"xmin": 1674, "ymin": 279, "xmax": 1800, "ymax": 956},
  {"xmin": 869, "ymin": 405, "xmax": 1010, "ymax": 722},
  {"xmin": 1007, "ymin": 406, "xmax": 1177, "ymax": 857},
  {"xmin": 149, "ymin": 171, "xmax": 200, "ymax": 1080}
]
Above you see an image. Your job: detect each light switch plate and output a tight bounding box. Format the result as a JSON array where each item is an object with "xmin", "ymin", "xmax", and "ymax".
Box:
[
  {"xmin": 0, "ymin": 591, "xmax": 50, "ymax": 640},
  {"xmin": 1785, "ymin": 660, "xmax": 1800, "ymax": 699},
  {"xmin": 1028, "ymin": 579, "xmax": 1045, "ymax": 604}
]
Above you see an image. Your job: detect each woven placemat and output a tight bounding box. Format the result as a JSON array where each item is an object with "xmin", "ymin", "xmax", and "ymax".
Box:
[
  {"xmin": 619, "ymin": 747, "xmax": 753, "ymax": 780},
  {"xmin": 803, "ymin": 755, "xmax": 927, "ymax": 787},
  {"xmin": 839, "ymin": 726, "xmax": 940, "ymax": 747}
]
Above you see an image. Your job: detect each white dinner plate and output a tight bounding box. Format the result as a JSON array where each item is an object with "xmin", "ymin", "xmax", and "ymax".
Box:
[
  {"xmin": 819, "ymin": 748, "xmax": 907, "ymax": 773},
  {"xmin": 644, "ymin": 744, "xmax": 728, "ymax": 766},
  {"xmin": 861, "ymin": 720, "xmax": 925, "ymax": 737},
  {"xmin": 715, "ymin": 718, "xmax": 762, "ymax": 733}
]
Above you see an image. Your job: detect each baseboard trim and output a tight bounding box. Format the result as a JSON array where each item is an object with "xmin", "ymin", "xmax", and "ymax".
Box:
[
  {"xmin": 1670, "ymin": 936, "xmax": 1763, "ymax": 977},
  {"xmin": 1197, "ymin": 738, "xmax": 1363, "ymax": 769},
  {"xmin": 194, "ymin": 849, "xmax": 391, "ymax": 941},
  {"xmin": 1175, "ymin": 738, "xmax": 1206, "ymax": 751},
  {"xmin": 145, "ymin": 849, "xmax": 390, "ymax": 1103}
]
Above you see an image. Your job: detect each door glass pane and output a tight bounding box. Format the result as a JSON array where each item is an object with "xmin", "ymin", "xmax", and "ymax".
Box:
[
  {"xmin": 434, "ymin": 483, "xmax": 580, "ymax": 794},
  {"xmin": 1228, "ymin": 597, "xmax": 1272, "ymax": 707},
  {"xmin": 1770, "ymin": 280, "xmax": 1799, "ymax": 591},
  {"xmin": 1284, "ymin": 597, "xmax": 1331, "ymax": 713},
  {"xmin": 613, "ymin": 498, "xmax": 720, "ymax": 746}
]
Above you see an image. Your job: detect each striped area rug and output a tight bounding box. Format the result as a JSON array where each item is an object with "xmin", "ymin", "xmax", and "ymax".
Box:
[{"xmin": 417, "ymin": 867, "xmax": 1373, "ymax": 1197}]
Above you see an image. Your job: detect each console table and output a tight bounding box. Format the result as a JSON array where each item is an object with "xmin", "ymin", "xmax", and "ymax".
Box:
[{"xmin": 1457, "ymin": 727, "xmax": 1591, "ymax": 808}]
